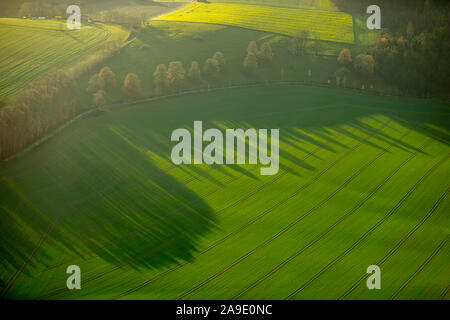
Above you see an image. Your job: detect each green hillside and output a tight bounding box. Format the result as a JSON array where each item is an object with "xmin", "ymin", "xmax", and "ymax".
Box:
[
  {"xmin": 0, "ymin": 18, "xmax": 128, "ymax": 99},
  {"xmin": 1, "ymin": 85, "xmax": 448, "ymax": 299}
]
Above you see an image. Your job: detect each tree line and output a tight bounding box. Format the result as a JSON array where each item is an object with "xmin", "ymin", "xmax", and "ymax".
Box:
[
  {"xmin": 334, "ymin": 48, "xmax": 375, "ymax": 89},
  {"xmin": 152, "ymin": 51, "xmax": 228, "ymax": 96},
  {"xmin": 0, "ymin": 40, "xmax": 121, "ymax": 160},
  {"xmin": 0, "ymin": 41, "xmax": 275, "ymax": 159},
  {"xmin": 333, "ymin": 0, "xmax": 449, "ymax": 96}
]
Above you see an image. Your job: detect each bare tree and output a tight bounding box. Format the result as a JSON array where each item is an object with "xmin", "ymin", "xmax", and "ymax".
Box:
[
  {"xmin": 167, "ymin": 61, "xmax": 186, "ymax": 92},
  {"xmin": 188, "ymin": 61, "xmax": 201, "ymax": 83},
  {"xmin": 288, "ymin": 30, "xmax": 310, "ymax": 56},
  {"xmin": 93, "ymin": 90, "xmax": 106, "ymax": 107},
  {"xmin": 247, "ymin": 41, "xmax": 258, "ymax": 55},
  {"xmin": 258, "ymin": 42, "xmax": 274, "ymax": 64},
  {"xmin": 204, "ymin": 58, "xmax": 220, "ymax": 79},
  {"xmin": 354, "ymin": 54, "xmax": 375, "ymax": 74},
  {"xmin": 123, "ymin": 73, "xmax": 142, "ymax": 100},
  {"xmin": 153, "ymin": 64, "xmax": 168, "ymax": 95},
  {"xmin": 243, "ymin": 53, "xmax": 258, "ymax": 73},
  {"xmin": 99, "ymin": 67, "xmax": 116, "ymax": 91},
  {"xmin": 313, "ymin": 35, "xmax": 321, "ymax": 56},
  {"xmin": 338, "ymin": 48, "xmax": 353, "ymax": 66},
  {"xmin": 213, "ymin": 52, "xmax": 226, "ymax": 70},
  {"xmin": 87, "ymin": 73, "xmax": 105, "ymax": 94}
]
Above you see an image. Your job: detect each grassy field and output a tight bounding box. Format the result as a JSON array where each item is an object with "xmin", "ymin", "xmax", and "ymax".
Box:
[
  {"xmin": 0, "ymin": 18, "xmax": 128, "ymax": 100},
  {"xmin": 154, "ymin": 3, "xmax": 354, "ymax": 43},
  {"xmin": 92, "ymin": 20, "xmax": 348, "ymax": 104},
  {"xmin": 0, "ymin": 85, "xmax": 448, "ymax": 299}
]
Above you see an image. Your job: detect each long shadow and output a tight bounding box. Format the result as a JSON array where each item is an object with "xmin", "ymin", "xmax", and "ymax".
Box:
[
  {"xmin": 0, "ymin": 85, "xmax": 448, "ymax": 296},
  {"xmin": 0, "ymin": 130, "xmax": 219, "ymax": 282},
  {"xmin": 61, "ymin": 30, "xmax": 85, "ymax": 45}
]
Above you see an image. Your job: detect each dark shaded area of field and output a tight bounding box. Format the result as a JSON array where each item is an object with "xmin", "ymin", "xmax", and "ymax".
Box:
[{"xmin": 0, "ymin": 86, "xmax": 448, "ymax": 286}]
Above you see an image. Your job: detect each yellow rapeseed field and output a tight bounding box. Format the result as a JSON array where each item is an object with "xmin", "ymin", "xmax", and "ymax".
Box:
[{"xmin": 154, "ymin": 3, "xmax": 354, "ymax": 44}]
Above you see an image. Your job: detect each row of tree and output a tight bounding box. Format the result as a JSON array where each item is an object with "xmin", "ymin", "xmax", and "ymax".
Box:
[
  {"xmin": 243, "ymin": 41, "xmax": 274, "ymax": 72},
  {"xmin": 370, "ymin": 24, "xmax": 449, "ymax": 96},
  {"xmin": 0, "ymin": 40, "xmax": 122, "ymax": 160},
  {"xmin": 0, "ymin": 70, "xmax": 77, "ymax": 160},
  {"xmin": 84, "ymin": 52, "xmax": 229, "ymax": 108},
  {"xmin": 334, "ymin": 48, "xmax": 375, "ymax": 88},
  {"xmin": 95, "ymin": 42, "xmax": 276, "ymax": 106},
  {"xmin": 94, "ymin": 42, "xmax": 275, "ymax": 107},
  {"xmin": 288, "ymin": 30, "xmax": 321, "ymax": 56},
  {"xmin": 153, "ymin": 52, "xmax": 227, "ymax": 96}
]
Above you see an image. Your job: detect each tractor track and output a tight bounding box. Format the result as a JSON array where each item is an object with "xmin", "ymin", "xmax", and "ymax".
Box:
[
  {"xmin": 284, "ymin": 151, "xmax": 447, "ymax": 300},
  {"xmin": 390, "ymin": 235, "xmax": 449, "ymax": 300},
  {"xmin": 339, "ymin": 186, "xmax": 450, "ymax": 300},
  {"xmin": 35, "ymin": 106, "xmax": 339, "ymax": 299},
  {"xmin": 178, "ymin": 127, "xmax": 411, "ymax": 300},
  {"xmin": 109, "ymin": 119, "xmax": 393, "ymax": 300},
  {"xmin": 234, "ymin": 138, "xmax": 435, "ymax": 299},
  {"xmin": 36, "ymin": 106, "xmax": 334, "ymax": 275}
]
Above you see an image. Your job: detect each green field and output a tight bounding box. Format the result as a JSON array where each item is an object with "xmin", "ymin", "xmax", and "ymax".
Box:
[
  {"xmin": 155, "ymin": 3, "xmax": 354, "ymax": 43},
  {"xmin": 0, "ymin": 18, "xmax": 128, "ymax": 100},
  {"xmin": 0, "ymin": 85, "xmax": 448, "ymax": 299},
  {"xmin": 104, "ymin": 20, "xmax": 345, "ymax": 99}
]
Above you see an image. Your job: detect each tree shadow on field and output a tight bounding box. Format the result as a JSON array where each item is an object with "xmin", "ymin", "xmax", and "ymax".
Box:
[
  {"xmin": 0, "ymin": 132, "xmax": 223, "ymax": 286},
  {"xmin": 0, "ymin": 85, "xmax": 449, "ymax": 295}
]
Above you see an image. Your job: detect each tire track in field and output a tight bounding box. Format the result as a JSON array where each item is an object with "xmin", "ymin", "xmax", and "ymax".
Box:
[
  {"xmin": 390, "ymin": 235, "xmax": 449, "ymax": 300},
  {"xmin": 46, "ymin": 108, "xmax": 352, "ymax": 296},
  {"xmin": 0, "ymin": 149, "xmax": 180, "ymax": 253},
  {"xmin": 178, "ymin": 127, "xmax": 411, "ymax": 300},
  {"xmin": 37, "ymin": 163, "xmax": 262, "ymax": 299},
  {"xmin": 40, "ymin": 163, "xmax": 250, "ymax": 274},
  {"xmin": 66, "ymin": 163, "xmax": 209, "ymax": 236},
  {"xmin": 38, "ymin": 122, "xmax": 328, "ymax": 299},
  {"xmin": 38, "ymin": 106, "xmax": 338, "ymax": 299},
  {"xmin": 285, "ymin": 151, "xmax": 448, "ymax": 300},
  {"xmin": 110, "ymin": 120, "xmax": 392, "ymax": 300},
  {"xmin": 1, "ymin": 25, "xmax": 112, "ymax": 99},
  {"xmin": 0, "ymin": 135, "xmax": 128, "ymax": 237},
  {"xmin": 1, "ymin": 127, "xmax": 96, "ymax": 180},
  {"xmin": 6, "ymin": 97, "xmax": 288, "ymax": 281},
  {"xmin": 37, "ymin": 106, "xmax": 334, "ymax": 276},
  {"xmin": 439, "ymin": 286, "xmax": 449, "ymax": 300},
  {"xmin": 234, "ymin": 137, "xmax": 434, "ymax": 299},
  {"xmin": 0, "ymin": 149, "xmax": 144, "ymax": 298},
  {"xmin": 59, "ymin": 102, "xmax": 328, "ymax": 239},
  {"xmin": 339, "ymin": 186, "xmax": 450, "ymax": 300}
]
